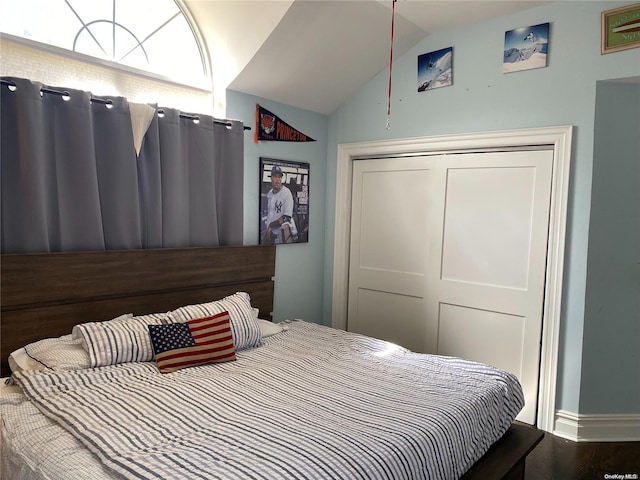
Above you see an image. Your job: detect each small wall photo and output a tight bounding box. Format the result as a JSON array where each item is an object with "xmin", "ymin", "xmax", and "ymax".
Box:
[
  {"xmin": 601, "ymin": 3, "xmax": 640, "ymax": 54},
  {"xmin": 418, "ymin": 47, "xmax": 453, "ymax": 92},
  {"xmin": 503, "ymin": 22, "xmax": 550, "ymax": 73}
]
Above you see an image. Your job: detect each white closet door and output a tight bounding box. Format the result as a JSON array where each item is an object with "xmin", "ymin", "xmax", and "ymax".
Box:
[
  {"xmin": 348, "ymin": 150, "xmax": 553, "ymax": 424},
  {"xmin": 348, "ymin": 156, "xmax": 438, "ymax": 353}
]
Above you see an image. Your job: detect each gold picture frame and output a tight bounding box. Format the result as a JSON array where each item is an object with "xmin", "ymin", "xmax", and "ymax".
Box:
[{"xmin": 601, "ymin": 3, "xmax": 640, "ymax": 54}]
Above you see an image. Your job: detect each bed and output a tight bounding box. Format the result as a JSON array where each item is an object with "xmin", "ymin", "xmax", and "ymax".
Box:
[{"xmin": 1, "ymin": 245, "xmax": 543, "ymax": 480}]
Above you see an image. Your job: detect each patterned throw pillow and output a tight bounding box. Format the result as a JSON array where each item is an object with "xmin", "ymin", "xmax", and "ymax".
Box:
[
  {"xmin": 148, "ymin": 311, "xmax": 236, "ymax": 373},
  {"xmin": 72, "ymin": 313, "xmax": 168, "ymax": 367},
  {"xmin": 167, "ymin": 292, "xmax": 261, "ymax": 351}
]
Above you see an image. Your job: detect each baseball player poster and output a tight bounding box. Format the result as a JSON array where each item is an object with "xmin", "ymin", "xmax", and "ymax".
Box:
[{"xmin": 259, "ymin": 158, "xmax": 310, "ymax": 245}]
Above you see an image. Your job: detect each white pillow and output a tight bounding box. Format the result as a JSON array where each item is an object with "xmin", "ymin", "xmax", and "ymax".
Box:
[
  {"xmin": 72, "ymin": 312, "xmax": 168, "ymax": 367},
  {"xmin": 168, "ymin": 292, "xmax": 261, "ymax": 351},
  {"xmin": 257, "ymin": 319, "xmax": 284, "ymax": 338},
  {"xmin": 8, "ymin": 347, "xmax": 44, "ymax": 372},
  {"xmin": 9, "ymin": 334, "xmax": 91, "ymax": 372}
]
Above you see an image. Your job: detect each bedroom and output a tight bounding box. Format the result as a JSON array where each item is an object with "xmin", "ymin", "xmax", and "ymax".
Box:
[{"xmin": 1, "ymin": 0, "xmax": 639, "ymax": 477}]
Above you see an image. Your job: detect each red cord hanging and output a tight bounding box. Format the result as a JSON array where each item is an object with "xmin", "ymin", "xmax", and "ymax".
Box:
[{"xmin": 386, "ymin": 0, "xmax": 396, "ymax": 130}]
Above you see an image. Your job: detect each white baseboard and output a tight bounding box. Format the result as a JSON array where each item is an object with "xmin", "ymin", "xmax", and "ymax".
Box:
[{"xmin": 554, "ymin": 409, "xmax": 640, "ymax": 442}]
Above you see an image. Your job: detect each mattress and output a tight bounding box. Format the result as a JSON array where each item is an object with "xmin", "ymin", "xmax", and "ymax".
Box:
[{"xmin": 2, "ymin": 320, "xmax": 524, "ymax": 480}]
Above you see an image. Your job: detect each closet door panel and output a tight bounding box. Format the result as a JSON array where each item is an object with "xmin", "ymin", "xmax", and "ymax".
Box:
[{"xmin": 347, "ymin": 157, "xmax": 438, "ymax": 353}]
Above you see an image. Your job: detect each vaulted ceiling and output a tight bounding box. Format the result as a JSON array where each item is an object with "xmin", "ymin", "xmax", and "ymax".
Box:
[{"xmin": 183, "ymin": 0, "xmax": 552, "ymax": 115}]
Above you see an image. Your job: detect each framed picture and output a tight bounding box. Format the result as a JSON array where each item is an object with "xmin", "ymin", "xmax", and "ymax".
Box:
[
  {"xmin": 503, "ymin": 22, "xmax": 549, "ymax": 73},
  {"xmin": 259, "ymin": 158, "xmax": 309, "ymax": 245},
  {"xmin": 601, "ymin": 3, "xmax": 640, "ymax": 54},
  {"xmin": 417, "ymin": 47, "xmax": 453, "ymax": 92}
]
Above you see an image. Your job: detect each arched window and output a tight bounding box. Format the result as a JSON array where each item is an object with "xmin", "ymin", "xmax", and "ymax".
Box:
[{"xmin": 0, "ymin": 0, "xmax": 209, "ymax": 88}]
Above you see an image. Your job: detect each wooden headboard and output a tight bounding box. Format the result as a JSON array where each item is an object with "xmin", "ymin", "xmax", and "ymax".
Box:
[{"xmin": 0, "ymin": 245, "xmax": 276, "ymax": 376}]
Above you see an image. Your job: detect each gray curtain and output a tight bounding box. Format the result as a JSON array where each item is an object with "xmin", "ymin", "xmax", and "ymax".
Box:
[
  {"xmin": 138, "ymin": 109, "xmax": 244, "ymax": 248},
  {"xmin": 1, "ymin": 77, "xmax": 244, "ymax": 254}
]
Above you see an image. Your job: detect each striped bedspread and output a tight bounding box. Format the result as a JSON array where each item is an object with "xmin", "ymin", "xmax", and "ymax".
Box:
[{"xmin": 12, "ymin": 321, "xmax": 524, "ymax": 480}]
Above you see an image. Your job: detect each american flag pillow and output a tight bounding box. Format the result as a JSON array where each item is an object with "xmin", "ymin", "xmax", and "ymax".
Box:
[{"xmin": 148, "ymin": 311, "xmax": 236, "ymax": 373}]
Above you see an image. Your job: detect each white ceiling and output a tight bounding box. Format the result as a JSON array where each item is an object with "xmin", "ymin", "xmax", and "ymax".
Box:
[{"xmin": 183, "ymin": 0, "xmax": 552, "ymax": 115}]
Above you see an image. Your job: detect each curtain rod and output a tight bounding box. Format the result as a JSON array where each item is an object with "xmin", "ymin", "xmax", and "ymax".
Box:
[
  {"xmin": 156, "ymin": 108, "xmax": 251, "ymax": 131},
  {"xmin": 1, "ymin": 79, "xmax": 252, "ymax": 131}
]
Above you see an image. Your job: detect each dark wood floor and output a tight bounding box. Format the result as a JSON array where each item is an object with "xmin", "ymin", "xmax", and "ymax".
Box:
[{"xmin": 524, "ymin": 433, "xmax": 640, "ymax": 480}]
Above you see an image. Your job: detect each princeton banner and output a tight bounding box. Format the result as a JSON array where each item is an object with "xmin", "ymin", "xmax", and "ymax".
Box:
[{"xmin": 255, "ymin": 104, "xmax": 316, "ymax": 143}]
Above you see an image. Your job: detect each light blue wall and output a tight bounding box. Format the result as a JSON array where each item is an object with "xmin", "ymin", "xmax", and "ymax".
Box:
[
  {"xmin": 225, "ymin": 1, "xmax": 640, "ymax": 416},
  {"xmin": 582, "ymin": 80, "xmax": 640, "ymax": 414},
  {"xmin": 226, "ymin": 90, "xmax": 328, "ymax": 325},
  {"xmin": 321, "ymin": 1, "xmax": 640, "ymax": 415}
]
